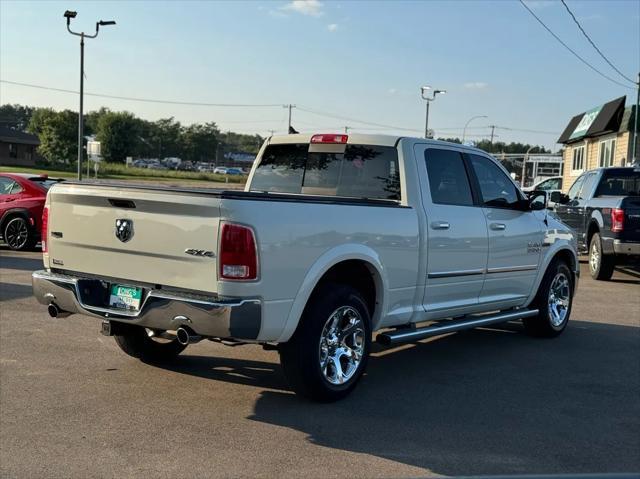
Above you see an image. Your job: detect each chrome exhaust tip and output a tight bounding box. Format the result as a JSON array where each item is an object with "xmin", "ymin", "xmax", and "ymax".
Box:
[
  {"xmin": 47, "ymin": 303, "xmax": 59, "ymax": 318},
  {"xmin": 47, "ymin": 303, "xmax": 71, "ymax": 319},
  {"xmin": 176, "ymin": 327, "xmax": 202, "ymax": 346}
]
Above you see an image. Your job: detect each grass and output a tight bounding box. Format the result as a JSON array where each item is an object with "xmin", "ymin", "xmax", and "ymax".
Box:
[{"xmin": 0, "ymin": 162, "xmax": 247, "ymax": 185}]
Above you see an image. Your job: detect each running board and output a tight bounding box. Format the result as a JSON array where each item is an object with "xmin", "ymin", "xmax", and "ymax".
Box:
[{"xmin": 376, "ymin": 309, "xmax": 539, "ymax": 346}]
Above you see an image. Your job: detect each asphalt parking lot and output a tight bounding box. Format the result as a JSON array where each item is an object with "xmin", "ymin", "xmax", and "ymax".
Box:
[{"xmin": 1, "ymin": 248, "xmax": 638, "ymax": 478}]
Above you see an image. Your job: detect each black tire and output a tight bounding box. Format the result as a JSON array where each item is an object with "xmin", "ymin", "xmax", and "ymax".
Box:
[
  {"xmin": 114, "ymin": 325, "xmax": 187, "ymax": 362},
  {"xmin": 279, "ymin": 283, "xmax": 372, "ymax": 402},
  {"xmin": 589, "ymin": 232, "xmax": 615, "ymax": 280},
  {"xmin": 523, "ymin": 260, "xmax": 573, "ymax": 338},
  {"xmin": 3, "ymin": 217, "xmax": 36, "ymax": 251}
]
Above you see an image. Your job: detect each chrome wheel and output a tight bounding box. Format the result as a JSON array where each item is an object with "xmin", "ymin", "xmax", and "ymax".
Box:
[
  {"xmin": 548, "ymin": 272, "xmax": 570, "ymax": 327},
  {"xmin": 590, "ymin": 240, "xmax": 600, "ymax": 273},
  {"xmin": 318, "ymin": 306, "xmax": 365, "ymax": 385},
  {"xmin": 5, "ymin": 218, "xmax": 29, "ymax": 250}
]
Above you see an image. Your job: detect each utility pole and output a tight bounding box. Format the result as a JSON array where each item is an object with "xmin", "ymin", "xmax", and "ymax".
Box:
[
  {"xmin": 632, "ymin": 72, "xmax": 639, "ymax": 165},
  {"xmin": 489, "ymin": 125, "xmax": 496, "ymax": 144},
  {"xmin": 64, "ymin": 10, "xmax": 115, "ymax": 181},
  {"xmin": 283, "ymin": 104, "xmax": 296, "ymax": 133},
  {"xmin": 420, "ymin": 86, "xmax": 446, "ymax": 139}
]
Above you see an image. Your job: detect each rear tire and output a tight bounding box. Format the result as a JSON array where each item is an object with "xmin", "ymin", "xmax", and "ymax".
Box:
[
  {"xmin": 279, "ymin": 283, "xmax": 371, "ymax": 402},
  {"xmin": 3, "ymin": 217, "xmax": 36, "ymax": 251},
  {"xmin": 523, "ymin": 260, "xmax": 573, "ymax": 338},
  {"xmin": 114, "ymin": 325, "xmax": 187, "ymax": 362},
  {"xmin": 589, "ymin": 232, "xmax": 615, "ymax": 280}
]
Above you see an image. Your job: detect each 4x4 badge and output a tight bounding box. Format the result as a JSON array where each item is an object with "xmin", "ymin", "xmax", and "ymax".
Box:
[{"xmin": 115, "ymin": 219, "xmax": 134, "ymax": 243}]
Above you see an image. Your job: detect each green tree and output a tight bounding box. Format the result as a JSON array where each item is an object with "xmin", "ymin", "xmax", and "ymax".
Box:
[
  {"xmin": 0, "ymin": 104, "xmax": 35, "ymax": 130},
  {"xmin": 96, "ymin": 111, "xmax": 140, "ymax": 163},
  {"xmin": 27, "ymin": 108, "xmax": 78, "ymax": 164},
  {"xmin": 180, "ymin": 122, "xmax": 220, "ymax": 163}
]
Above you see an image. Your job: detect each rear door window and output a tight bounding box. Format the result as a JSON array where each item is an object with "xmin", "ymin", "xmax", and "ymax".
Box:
[
  {"xmin": 424, "ymin": 148, "xmax": 474, "ymax": 206},
  {"xmin": 250, "ymin": 143, "xmax": 400, "ymax": 200}
]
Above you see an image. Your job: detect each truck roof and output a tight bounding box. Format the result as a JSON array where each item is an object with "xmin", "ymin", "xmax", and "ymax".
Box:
[{"xmin": 268, "ymin": 133, "xmax": 490, "ymax": 155}]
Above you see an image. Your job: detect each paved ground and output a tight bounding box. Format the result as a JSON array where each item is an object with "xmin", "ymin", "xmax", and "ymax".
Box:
[{"xmin": 1, "ymin": 248, "xmax": 638, "ymax": 478}]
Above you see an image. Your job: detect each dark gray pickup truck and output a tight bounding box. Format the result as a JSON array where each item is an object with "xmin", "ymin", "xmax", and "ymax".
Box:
[{"xmin": 552, "ymin": 166, "xmax": 640, "ymax": 280}]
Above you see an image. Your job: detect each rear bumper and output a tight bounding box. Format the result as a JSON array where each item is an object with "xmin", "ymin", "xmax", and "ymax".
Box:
[
  {"xmin": 613, "ymin": 240, "xmax": 640, "ymax": 256},
  {"xmin": 32, "ymin": 270, "xmax": 262, "ymax": 340}
]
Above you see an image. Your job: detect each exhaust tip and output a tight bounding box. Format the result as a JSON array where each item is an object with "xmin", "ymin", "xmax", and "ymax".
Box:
[
  {"xmin": 176, "ymin": 327, "xmax": 190, "ymax": 345},
  {"xmin": 47, "ymin": 303, "xmax": 59, "ymax": 318}
]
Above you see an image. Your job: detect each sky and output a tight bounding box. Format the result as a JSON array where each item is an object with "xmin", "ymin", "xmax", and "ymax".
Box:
[{"xmin": 0, "ymin": 0, "xmax": 638, "ymax": 150}]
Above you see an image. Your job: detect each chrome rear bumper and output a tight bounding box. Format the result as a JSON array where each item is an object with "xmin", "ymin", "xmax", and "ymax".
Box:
[{"xmin": 32, "ymin": 270, "xmax": 261, "ymax": 340}]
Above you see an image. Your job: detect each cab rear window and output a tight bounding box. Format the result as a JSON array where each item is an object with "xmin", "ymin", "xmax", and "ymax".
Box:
[
  {"xmin": 250, "ymin": 144, "xmax": 400, "ymax": 201},
  {"xmin": 595, "ymin": 169, "xmax": 640, "ymax": 197}
]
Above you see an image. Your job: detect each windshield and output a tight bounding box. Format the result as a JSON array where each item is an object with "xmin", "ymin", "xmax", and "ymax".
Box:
[
  {"xmin": 250, "ymin": 143, "xmax": 400, "ymax": 200},
  {"xmin": 594, "ymin": 169, "xmax": 640, "ymax": 196}
]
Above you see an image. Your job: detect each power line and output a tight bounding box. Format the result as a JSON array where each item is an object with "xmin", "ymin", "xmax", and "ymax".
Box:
[
  {"xmin": 297, "ymin": 105, "xmax": 423, "ymax": 133},
  {"xmin": 560, "ymin": 0, "xmax": 636, "ymax": 86},
  {"xmin": 519, "ymin": 0, "xmax": 635, "ymax": 91},
  {"xmin": 0, "ymin": 79, "xmax": 283, "ymax": 107}
]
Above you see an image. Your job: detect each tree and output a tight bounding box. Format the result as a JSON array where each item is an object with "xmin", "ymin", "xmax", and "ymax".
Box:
[
  {"xmin": 0, "ymin": 104, "xmax": 35, "ymax": 130},
  {"xmin": 96, "ymin": 111, "xmax": 141, "ymax": 163},
  {"xmin": 180, "ymin": 122, "xmax": 219, "ymax": 163},
  {"xmin": 27, "ymin": 108, "xmax": 78, "ymax": 164}
]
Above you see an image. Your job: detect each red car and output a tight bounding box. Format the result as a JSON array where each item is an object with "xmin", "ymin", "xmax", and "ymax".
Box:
[{"xmin": 0, "ymin": 173, "xmax": 64, "ymax": 251}]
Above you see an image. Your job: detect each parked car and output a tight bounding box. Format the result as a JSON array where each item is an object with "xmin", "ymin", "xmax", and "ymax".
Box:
[
  {"xmin": 213, "ymin": 167, "xmax": 228, "ymax": 174},
  {"xmin": 552, "ymin": 166, "xmax": 640, "ymax": 280},
  {"xmin": 32, "ymin": 134, "xmax": 578, "ymax": 401},
  {"xmin": 0, "ymin": 173, "xmax": 64, "ymax": 250},
  {"xmin": 522, "ymin": 176, "xmax": 563, "ymax": 206},
  {"xmin": 225, "ymin": 167, "xmax": 244, "ymax": 176}
]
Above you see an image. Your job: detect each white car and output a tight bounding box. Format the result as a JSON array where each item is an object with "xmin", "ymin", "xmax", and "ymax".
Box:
[
  {"xmin": 33, "ymin": 133, "xmax": 579, "ymax": 401},
  {"xmin": 522, "ymin": 176, "xmax": 563, "ymax": 207}
]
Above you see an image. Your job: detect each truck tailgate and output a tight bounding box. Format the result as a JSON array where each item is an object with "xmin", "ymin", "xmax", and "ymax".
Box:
[
  {"xmin": 621, "ymin": 196, "xmax": 640, "ymax": 242},
  {"xmin": 45, "ymin": 183, "xmax": 222, "ymax": 293}
]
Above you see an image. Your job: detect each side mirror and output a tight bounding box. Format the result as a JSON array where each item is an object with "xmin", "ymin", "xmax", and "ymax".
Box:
[
  {"xmin": 528, "ymin": 190, "xmax": 547, "ymax": 211},
  {"xmin": 550, "ymin": 191, "xmax": 570, "ymax": 204}
]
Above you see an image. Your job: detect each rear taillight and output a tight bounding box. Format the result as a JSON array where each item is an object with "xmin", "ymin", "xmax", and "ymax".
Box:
[
  {"xmin": 219, "ymin": 223, "xmax": 258, "ymax": 280},
  {"xmin": 41, "ymin": 206, "xmax": 49, "ymax": 253},
  {"xmin": 310, "ymin": 134, "xmax": 348, "ymax": 144},
  {"xmin": 611, "ymin": 208, "xmax": 625, "ymax": 233}
]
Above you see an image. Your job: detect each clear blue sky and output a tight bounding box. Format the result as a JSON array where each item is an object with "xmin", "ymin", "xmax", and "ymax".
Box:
[{"xmin": 1, "ymin": 0, "xmax": 638, "ymax": 150}]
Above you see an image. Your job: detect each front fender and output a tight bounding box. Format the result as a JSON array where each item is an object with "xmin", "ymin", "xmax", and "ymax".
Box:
[
  {"xmin": 525, "ymin": 221, "xmax": 579, "ymax": 306},
  {"xmin": 275, "ymin": 243, "xmax": 388, "ymax": 343}
]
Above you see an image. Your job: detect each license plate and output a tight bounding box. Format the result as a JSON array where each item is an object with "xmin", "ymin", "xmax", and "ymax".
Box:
[{"xmin": 109, "ymin": 284, "xmax": 142, "ymax": 311}]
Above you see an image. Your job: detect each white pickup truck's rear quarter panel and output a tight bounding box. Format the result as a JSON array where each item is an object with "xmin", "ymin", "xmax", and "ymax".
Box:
[
  {"xmin": 46, "ymin": 183, "xmax": 222, "ymax": 293},
  {"xmin": 216, "ymin": 198, "xmax": 421, "ymax": 341}
]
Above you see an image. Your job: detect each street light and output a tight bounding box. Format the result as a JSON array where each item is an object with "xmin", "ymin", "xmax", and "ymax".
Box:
[
  {"xmin": 420, "ymin": 86, "xmax": 446, "ymax": 139},
  {"xmin": 65, "ymin": 10, "xmax": 116, "ymax": 180},
  {"xmin": 462, "ymin": 115, "xmax": 488, "ymax": 143}
]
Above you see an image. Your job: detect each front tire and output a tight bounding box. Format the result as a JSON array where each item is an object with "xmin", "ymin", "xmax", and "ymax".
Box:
[
  {"xmin": 589, "ymin": 232, "xmax": 615, "ymax": 280},
  {"xmin": 4, "ymin": 217, "xmax": 36, "ymax": 251},
  {"xmin": 279, "ymin": 284, "xmax": 371, "ymax": 402},
  {"xmin": 114, "ymin": 325, "xmax": 187, "ymax": 362},
  {"xmin": 523, "ymin": 260, "xmax": 573, "ymax": 338}
]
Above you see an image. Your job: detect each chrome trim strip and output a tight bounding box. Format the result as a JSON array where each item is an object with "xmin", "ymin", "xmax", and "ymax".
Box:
[
  {"xmin": 486, "ymin": 265, "xmax": 538, "ymax": 274},
  {"xmin": 427, "ymin": 269, "xmax": 485, "ymax": 279}
]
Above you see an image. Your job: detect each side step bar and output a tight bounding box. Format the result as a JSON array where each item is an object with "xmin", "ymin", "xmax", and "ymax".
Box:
[{"xmin": 376, "ymin": 308, "xmax": 539, "ymax": 346}]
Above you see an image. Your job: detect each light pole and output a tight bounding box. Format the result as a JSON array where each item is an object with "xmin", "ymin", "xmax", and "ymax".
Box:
[
  {"xmin": 462, "ymin": 115, "xmax": 488, "ymax": 143},
  {"xmin": 521, "ymin": 145, "xmax": 536, "ymax": 188},
  {"xmin": 420, "ymin": 86, "xmax": 446, "ymax": 139},
  {"xmin": 64, "ymin": 10, "xmax": 115, "ymax": 181}
]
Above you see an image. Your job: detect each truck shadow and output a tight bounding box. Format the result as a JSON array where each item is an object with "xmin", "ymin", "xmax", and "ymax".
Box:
[
  {"xmin": 159, "ymin": 320, "xmax": 640, "ymax": 475},
  {"xmin": 0, "ymin": 282, "xmax": 34, "ymax": 301}
]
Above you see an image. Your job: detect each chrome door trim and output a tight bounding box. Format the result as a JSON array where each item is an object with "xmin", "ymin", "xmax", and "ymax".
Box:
[
  {"xmin": 427, "ymin": 268, "xmax": 485, "ymax": 279},
  {"xmin": 486, "ymin": 265, "xmax": 538, "ymax": 274}
]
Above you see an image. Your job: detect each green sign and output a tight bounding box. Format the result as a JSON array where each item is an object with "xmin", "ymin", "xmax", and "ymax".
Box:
[{"xmin": 569, "ymin": 105, "xmax": 602, "ymax": 140}]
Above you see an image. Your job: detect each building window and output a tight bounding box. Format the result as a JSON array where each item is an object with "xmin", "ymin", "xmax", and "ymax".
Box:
[
  {"xmin": 572, "ymin": 145, "xmax": 585, "ymax": 172},
  {"xmin": 598, "ymin": 138, "xmax": 616, "ymax": 168},
  {"xmin": 8, "ymin": 143, "xmax": 18, "ymax": 159}
]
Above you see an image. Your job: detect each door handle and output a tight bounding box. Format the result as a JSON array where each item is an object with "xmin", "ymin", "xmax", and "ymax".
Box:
[
  {"xmin": 490, "ymin": 223, "xmax": 506, "ymax": 231},
  {"xmin": 430, "ymin": 221, "xmax": 450, "ymax": 230}
]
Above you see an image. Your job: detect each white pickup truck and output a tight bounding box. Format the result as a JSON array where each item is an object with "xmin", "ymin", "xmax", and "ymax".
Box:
[{"xmin": 32, "ymin": 133, "xmax": 579, "ymax": 401}]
